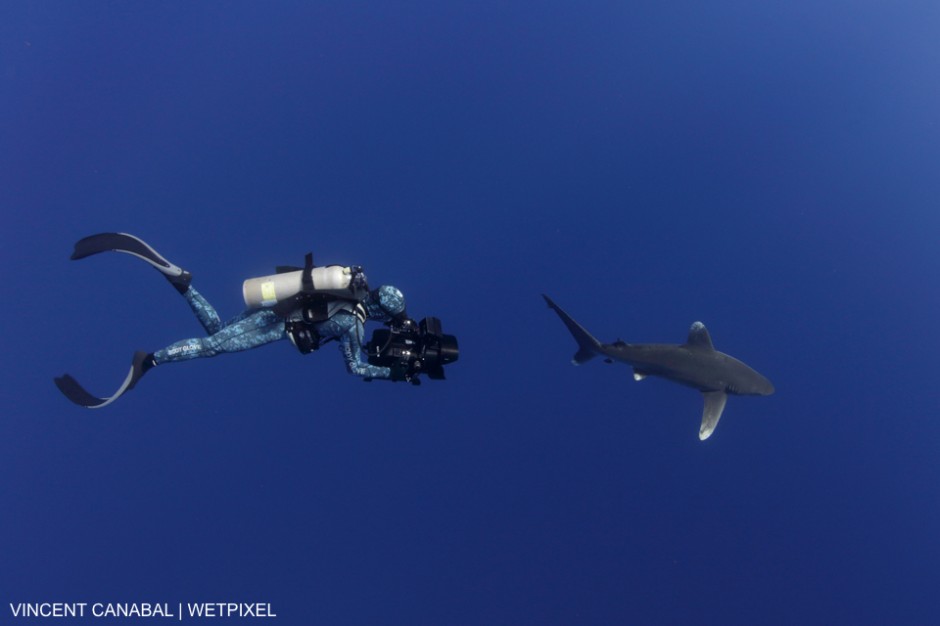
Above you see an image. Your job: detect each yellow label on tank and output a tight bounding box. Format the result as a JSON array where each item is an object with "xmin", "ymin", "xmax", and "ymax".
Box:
[{"xmin": 261, "ymin": 281, "xmax": 277, "ymax": 305}]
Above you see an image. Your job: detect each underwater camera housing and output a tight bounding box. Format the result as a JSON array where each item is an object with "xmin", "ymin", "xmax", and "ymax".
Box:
[{"xmin": 366, "ymin": 317, "xmax": 459, "ymax": 381}]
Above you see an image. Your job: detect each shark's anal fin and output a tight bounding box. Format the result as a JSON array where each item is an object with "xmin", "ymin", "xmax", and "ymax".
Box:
[
  {"xmin": 633, "ymin": 369, "xmax": 647, "ymax": 381},
  {"xmin": 699, "ymin": 391, "xmax": 727, "ymax": 440}
]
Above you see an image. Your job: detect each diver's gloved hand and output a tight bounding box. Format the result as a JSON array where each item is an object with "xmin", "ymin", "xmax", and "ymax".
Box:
[
  {"xmin": 389, "ymin": 361, "xmax": 421, "ymax": 385},
  {"xmin": 349, "ymin": 266, "xmax": 369, "ymax": 293},
  {"xmin": 389, "ymin": 362, "xmax": 410, "ymax": 382}
]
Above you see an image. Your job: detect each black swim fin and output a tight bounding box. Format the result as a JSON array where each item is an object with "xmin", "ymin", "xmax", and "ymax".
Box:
[
  {"xmin": 71, "ymin": 232, "xmax": 192, "ymax": 293},
  {"xmin": 54, "ymin": 351, "xmax": 155, "ymax": 409}
]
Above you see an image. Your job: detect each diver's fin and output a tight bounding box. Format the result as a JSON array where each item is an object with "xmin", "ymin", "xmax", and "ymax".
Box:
[
  {"xmin": 699, "ymin": 390, "xmax": 728, "ymax": 440},
  {"xmin": 71, "ymin": 232, "xmax": 191, "ymax": 293},
  {"xmin": 543, "ymin": 294, "xmax": 603, "ymax": 365},
  {"xmin": 54, "ymin": 351, "xmax": 154, "ymax": 409}
]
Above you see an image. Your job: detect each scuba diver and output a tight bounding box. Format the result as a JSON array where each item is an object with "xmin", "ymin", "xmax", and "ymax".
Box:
[{"xmin": 54, "ymin": 233, "xmax": 458, "ymax": 408}]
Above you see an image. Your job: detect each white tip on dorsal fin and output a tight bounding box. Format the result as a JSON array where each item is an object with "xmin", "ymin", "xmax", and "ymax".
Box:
[
  {"xmin": 686, "ymin": 321, "xmax": 714, "ymax": 351},
  {"xmin": 699, "ymin": 390, "xmax": 727, "ymax": 440},
  {"xmin": 633, "ymin": 369, "xmax": 647, "ymax": 381}
]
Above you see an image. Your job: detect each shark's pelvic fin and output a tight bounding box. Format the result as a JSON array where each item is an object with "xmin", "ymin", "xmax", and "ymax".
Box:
[
  {"xmin": 542, "ymin": 294, "xmax": 603, "ymax": 365},
  {"xmin": 633, "ymin": 369, "xmax": 647, "ymax": 381},
  {"xmin": 699, "ymin": 390, "xmax": 727, "ymax": 440},
  {"xmin": 686, "ymin": 321, "xmax": 714, "ymax": 351}
]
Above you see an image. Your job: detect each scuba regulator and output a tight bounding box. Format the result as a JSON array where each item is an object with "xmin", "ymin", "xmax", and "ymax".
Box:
[{"xmin": 366, "ymin": 317, "xmax": 459, "ymax": 384}]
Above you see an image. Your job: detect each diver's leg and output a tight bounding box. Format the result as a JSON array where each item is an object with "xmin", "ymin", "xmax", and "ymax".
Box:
[
  {"xmin": 55, "ymin": 310, "xmax": 282, "ymax": 407},
  {"xmin": 182, "ymin": 286, "xmax": 223, "ymax": 335},
  {"xmin": 153, "ymin": 309, "xmax": 286, "ymax": 364}
]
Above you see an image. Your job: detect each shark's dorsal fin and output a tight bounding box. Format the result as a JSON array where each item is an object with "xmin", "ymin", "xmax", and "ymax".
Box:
[
  {"xmin": 699, "ymin": 390, "xmax": 727, "ymax": 440},
  {"xmin": 686, "ymin": 321, "xmax": 714, "ymax": 351}
]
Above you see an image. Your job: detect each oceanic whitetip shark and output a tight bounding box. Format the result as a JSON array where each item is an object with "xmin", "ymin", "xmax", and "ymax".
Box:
[{"xmin": 543, "ymin": 295, "xmax": 774, "ymax": 440}]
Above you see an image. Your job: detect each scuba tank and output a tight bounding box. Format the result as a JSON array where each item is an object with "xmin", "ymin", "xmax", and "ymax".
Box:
[
  {"xmin": 243, "ymin": 252, "xmax": 370, "ymax": 354},
  {"xmin": 242, "ymin": 256, "xmax": 369, "ymax": 309}
]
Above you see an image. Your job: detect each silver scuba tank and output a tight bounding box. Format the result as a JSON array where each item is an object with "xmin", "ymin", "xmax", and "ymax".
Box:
[{"xmin": 243, "ymin": 265, "xmax": 367, "ymax": 308}]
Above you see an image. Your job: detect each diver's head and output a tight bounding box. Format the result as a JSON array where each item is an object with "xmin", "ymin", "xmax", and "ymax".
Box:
[{"xmin": 365, "ymin": 285, "xmax": 407, "ymax": 321}]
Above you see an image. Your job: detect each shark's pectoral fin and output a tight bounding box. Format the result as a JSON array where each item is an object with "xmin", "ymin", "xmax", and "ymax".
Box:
[
  {"xmin": 633, "ymin": 369, "xmax": 647, "ymax": 381},
  {"xmin": 699, "ymin": 391, "xmax": 727, "ymax": 441}
]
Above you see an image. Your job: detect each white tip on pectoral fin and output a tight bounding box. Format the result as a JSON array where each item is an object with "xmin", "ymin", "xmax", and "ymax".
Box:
[{"xmin": 699, "ymin": 391, "xmax": 728, "ymax": 440}]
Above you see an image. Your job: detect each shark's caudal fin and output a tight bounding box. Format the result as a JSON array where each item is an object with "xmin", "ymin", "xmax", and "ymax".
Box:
[
  {"xmin": 699, "ymin": 390, "xmax": 727, "ymax": 440},
  {"xmin": 542, "ymin": 294, "xmax": 603, "ymax": 365}
]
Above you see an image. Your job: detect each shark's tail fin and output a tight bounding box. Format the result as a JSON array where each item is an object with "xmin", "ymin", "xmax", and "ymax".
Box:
[{"xmin": 542, "ymin": 294, "xmax": 603, "ymax": 365}]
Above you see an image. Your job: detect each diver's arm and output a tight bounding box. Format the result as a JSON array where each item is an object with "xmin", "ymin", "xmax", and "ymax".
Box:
[{"xmin": 339, "ymin": 319, "xmax": 392, "ymax": 380}]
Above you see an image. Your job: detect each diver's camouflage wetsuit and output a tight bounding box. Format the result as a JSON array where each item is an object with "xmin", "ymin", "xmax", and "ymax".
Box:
[{"xmin": 152, "ymin": 285, "xmax": 403, "ymax": 380}]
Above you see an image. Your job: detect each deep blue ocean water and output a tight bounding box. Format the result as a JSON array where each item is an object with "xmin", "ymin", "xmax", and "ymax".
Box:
[{"xmin": 2, "ymin": 2, "xmax": 939, "ymax": 624}]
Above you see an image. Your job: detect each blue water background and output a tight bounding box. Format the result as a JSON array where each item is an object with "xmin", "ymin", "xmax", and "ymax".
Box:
[{"xmin": 2, "ymin": 2, "xmax": 939, "ymax": 624}]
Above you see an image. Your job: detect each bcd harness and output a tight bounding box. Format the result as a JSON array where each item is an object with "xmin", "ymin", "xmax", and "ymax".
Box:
[{"xmin": 274, "ymin": 252, "xmax": 368, "ymax": 354}]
